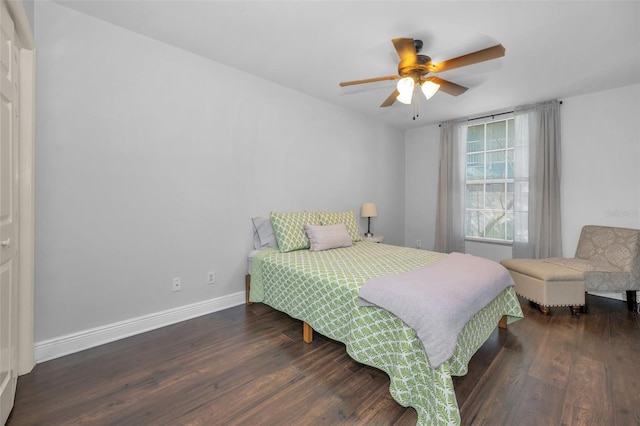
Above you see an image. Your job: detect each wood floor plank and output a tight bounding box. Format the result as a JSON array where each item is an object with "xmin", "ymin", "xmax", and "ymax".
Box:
[
  {"xmin": 149, "ymin": 340, "xmax": 341, "ymax": 425},
  {"xmin": 458, "ymin": 345, "xmax": 529, "ymax": 424},
  {"xmin": 219, "ymin": 344, "xmax": 360, "ymax": 424},
  {"xmin": 295, "ymin": 365, "xmax": 391, "ymax": 424},
  {"xmin": 343, "ymin": 385, "xmax": 415, "ymax": 425},
  {"xmin": 527, "ymin": 314, "xmax": 579, "ymax": 389},
  {"xmin": 8, "ymin": 295, "xmax": 639, "ymax": 426},
  {"xmin": 503, "ymin": 374, "xmax": 566, "ymax": 426},
  {"xmin": 604, "ymin": 308, "xmax": 640, "ymax": 425},
  {"xmin": 561, "ymin": 355, "xmax": 612, "ymax": 425}
]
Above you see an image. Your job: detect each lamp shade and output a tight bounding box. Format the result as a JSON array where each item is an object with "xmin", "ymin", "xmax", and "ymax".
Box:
[
  {"xmin": 361, "ymin": 202, "xmax": 378, "ymax": 218},
  {"xmin": 396, "ymin": 77, "xmax": 414, "ymax": 105},
  {"xmin": 421, "ymin": 80, "xmax": 440, "ymax": 99},
  {"xmin": 396, "ymin": 91, "xmax": 413, "ymax": 105}
]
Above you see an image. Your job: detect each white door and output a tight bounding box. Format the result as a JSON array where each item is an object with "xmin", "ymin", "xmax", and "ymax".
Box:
[{"xmin": 0, "ymin": 1, "xmax": 19, "ymax": 423}]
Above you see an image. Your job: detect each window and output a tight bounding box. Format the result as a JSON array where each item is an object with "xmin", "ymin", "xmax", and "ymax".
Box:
[{"xmin": 465, "ymin": 118, "xmax": 514, "ymax": 242}]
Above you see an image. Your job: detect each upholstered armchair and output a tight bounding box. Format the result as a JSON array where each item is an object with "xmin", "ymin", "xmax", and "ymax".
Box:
[
  {"xmin": 551, "ymin": 226, "xmax": 639, "ymax": 308},
  {"xmin": 501, "ymin": 225, "xmax": 640, "ymax": 314}
]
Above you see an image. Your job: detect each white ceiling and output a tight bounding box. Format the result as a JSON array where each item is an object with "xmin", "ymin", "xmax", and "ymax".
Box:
[{"xmin": 55, "ymin": 1, "xmax": 640, "ymax": 130}]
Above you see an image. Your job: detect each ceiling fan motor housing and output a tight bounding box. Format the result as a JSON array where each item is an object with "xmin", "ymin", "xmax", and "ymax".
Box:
[{"xmin": 398, "ymin": 55, "xmax": 432, "ymax": 80}]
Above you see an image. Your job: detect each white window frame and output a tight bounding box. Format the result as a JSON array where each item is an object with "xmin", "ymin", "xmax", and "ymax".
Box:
[{"xmin": 464, "ymin": 116, "xmax": 515, "ymax": 244}]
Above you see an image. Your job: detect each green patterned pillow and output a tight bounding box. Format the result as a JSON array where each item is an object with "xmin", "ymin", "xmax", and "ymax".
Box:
[
  {"xmin": 270, "ymin": 211, "xmax": 321, "ymax": 253},
  {"xmin": 319, "ymin": 210, "xmax": 362, "ymax": 242}
]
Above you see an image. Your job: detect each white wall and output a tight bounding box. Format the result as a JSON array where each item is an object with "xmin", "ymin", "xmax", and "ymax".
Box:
[
  {"xmin": 561, "ymin": 84, "xmax": 640, "ymax": 255},
  {"xmin": 34, "ymin": 1, "xmax": 405, "ymax": 345},
  {"xmin": 404, "ymin": 83, "xmax": 640, "ymax": 268},
  {"xmin": 404, "ymin": 124, "xmax": 440, "ymax": 250}
]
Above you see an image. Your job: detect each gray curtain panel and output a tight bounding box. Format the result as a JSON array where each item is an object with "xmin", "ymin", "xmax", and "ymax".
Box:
[
  {"xmin": 434, "ymin": 121, "xmax": 467, "ymax": 253},
  {"xmin": 512, "ymin": 99, "xmax": 563, "ymax": 258}
]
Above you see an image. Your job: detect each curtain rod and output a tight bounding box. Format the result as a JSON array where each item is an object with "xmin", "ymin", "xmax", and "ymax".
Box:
[
  {"xmin": 467, "ymin": 110, "xmax": 514, "ymax": 122},
  {"xmin": 439, "ymin": 100, "xmax": 562, "ymax": 127}
]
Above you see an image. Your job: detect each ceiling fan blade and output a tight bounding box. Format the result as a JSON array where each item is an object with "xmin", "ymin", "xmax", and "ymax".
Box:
[
  {"xmin": 339, "ymin": 75, "xmax": 400, "ymax": 87},
  {"xmin": 392, "ymin": 38, "xmax": 417, "ymax": 62},
  {"xmin": 427, "ymin": 76, "xmax": 468, "ymax": 96},
  {"xmin": 431, "ymin": 44, "xmax": 505, "ymax": 73},
  {"xmin": 380, "ymin": 89, "xmax": 399, "ymax": 107}
]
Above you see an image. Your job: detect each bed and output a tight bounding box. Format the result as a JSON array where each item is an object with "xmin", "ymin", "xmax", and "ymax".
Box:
[{"xmin": 248, "ymin": 211, "xmax": 523, "ymax": 425}]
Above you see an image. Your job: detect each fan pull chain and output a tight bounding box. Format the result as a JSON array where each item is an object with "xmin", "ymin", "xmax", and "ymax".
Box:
[{"xmin": 412, "ymin": 85, "xmax": 420, "ymax": 120}]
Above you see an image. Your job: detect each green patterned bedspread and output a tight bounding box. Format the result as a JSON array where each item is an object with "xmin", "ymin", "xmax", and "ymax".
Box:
[{"xmin": 250, "ymin": 242, "xmax": 523, "ymax": 425}]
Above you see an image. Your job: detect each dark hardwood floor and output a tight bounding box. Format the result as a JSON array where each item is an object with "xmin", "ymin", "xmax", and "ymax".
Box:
[{"xmin": 8, "ymin": 295, "xmax": 640, "ymax": 425}]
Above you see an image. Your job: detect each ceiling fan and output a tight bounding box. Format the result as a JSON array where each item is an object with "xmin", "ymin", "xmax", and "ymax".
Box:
[{"xmin": 339, "ymin": 38, "xmax": 505, "ymax": 108}]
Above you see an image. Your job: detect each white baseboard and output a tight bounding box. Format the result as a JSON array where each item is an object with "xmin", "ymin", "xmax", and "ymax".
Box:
[{"xmin": 34, "ymin": 292, "xmax": 246, "ymax": 364}]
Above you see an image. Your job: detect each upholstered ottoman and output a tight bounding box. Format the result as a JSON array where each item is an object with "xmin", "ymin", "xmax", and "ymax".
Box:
[{"xmin": 500, "ymin": 259, "xmax": 585, "ymax": 315}]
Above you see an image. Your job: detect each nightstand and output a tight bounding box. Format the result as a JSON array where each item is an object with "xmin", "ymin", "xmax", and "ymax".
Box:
[{"xmin": 362, "ymin": 235, "xmax": 384, "ymax": 243}]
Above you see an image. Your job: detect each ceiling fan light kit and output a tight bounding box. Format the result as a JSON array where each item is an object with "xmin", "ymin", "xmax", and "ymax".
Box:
[
  {"xmin": 395, "ymin": 76, "xmax": 441, "ymax": 105},
  {"xmin": 339, "ymin": 37, "xmax": 505, "ymax": 120}
]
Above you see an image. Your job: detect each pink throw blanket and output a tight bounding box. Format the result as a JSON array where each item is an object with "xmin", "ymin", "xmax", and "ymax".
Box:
[{"xmin": 357, "ymin": 252, "xmax": 514, "ymax": 368}]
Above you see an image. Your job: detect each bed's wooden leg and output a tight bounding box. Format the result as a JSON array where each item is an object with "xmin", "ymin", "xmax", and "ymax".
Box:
[
  {"xmin": 498, "ymin": 315, "xmax": 507, "ymax": 329},
  {"xmin": 245, "ymin": 274, "xmax": 252, "ymax": 305},
  {"xmin": 303, "ymin": 322, "xmax": 313, "ymax": 343}
]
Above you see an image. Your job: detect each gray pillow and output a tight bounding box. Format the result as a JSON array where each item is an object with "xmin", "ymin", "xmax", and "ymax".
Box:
[
  {"xmin": 251, "ymin": 216, "xmax": 278, "ymax": 249},
  {"xmin": 304, "ymin": 223, "xmax": 353, "ymax": 252}
]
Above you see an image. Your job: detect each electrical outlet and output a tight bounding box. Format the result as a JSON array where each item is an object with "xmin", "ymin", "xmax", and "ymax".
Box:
[
  {"xmin": 416, "ymin": 240, "xmax": 421, "ymax": 249},
  {"xmin": 207, "ymin": 271, "xmax": 215, "ymax": 284},
  {"xmin": 172, "ymin": 277, "xmax": 182, "ymax": 292}
]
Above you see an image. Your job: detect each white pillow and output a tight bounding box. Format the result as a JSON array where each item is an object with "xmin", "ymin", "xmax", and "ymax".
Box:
[{"xmin": 304, "ymin": 223, "xmax": 353, "ymax": 252}]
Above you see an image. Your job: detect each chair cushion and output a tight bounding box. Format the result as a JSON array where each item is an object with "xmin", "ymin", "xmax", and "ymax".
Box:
[
  {"xmin": 543, "ymin": 257, "xmax": 637, "ymax": 291},
  {"xmin": 544, "ymin": 257, "xmax": 622, "ymax": 273},
  {"xmin": 500, "ymin": 259, "xmax": 584, "ymax": 281}
]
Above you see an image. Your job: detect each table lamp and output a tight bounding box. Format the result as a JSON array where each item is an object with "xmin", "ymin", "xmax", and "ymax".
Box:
[{"xmin": 361, "ymin": 203, "xmax": 378, "ymax": 237}]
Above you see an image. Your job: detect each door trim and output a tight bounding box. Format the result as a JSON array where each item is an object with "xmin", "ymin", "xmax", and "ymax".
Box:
[{"xmin": 4, "ymin": 0, "xmax": 35, "ymax": 375}]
